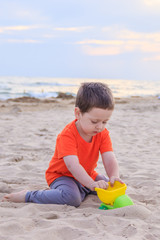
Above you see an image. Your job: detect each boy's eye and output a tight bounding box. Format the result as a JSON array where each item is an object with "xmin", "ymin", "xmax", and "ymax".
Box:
[
  {"xmin": 91, "ymin": 121, "xmax": 107, "ymax": 124},
  {"xmin": 91, "ymin": 120, "xmax": 98, "ymax": 124}
]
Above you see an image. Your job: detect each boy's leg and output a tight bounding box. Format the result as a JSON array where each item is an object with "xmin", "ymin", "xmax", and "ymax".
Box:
[
  {"xmin": 2, "ymin": 190, "xmax": 28, "ymax": 203},
  {"xmin": 25, "ymin": 176, "xmax": 87, "ymax": 207},
  {"xmin": 3, "ymin": 175, "xmax": 108, "ymax": 205}
]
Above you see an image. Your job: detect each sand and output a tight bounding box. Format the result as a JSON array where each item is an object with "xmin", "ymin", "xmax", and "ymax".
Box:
[{"xmin": 0, "ymin": 96, "xmax": 160, "ymax": 240}]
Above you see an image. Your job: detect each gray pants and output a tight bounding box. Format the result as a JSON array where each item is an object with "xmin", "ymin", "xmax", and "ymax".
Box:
[{"xmin": 25, "ymin": 175, "xmax": 108, "ymax": 207}]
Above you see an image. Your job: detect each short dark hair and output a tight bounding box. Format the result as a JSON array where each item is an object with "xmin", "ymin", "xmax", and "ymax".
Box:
[{"xmin": 75, "ymin": 82, "xmax": 114, "ymax": 113}]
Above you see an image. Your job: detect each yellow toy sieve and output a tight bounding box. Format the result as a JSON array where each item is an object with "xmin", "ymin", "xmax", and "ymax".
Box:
[{"xmin": 95, "ymin": 181, "xmax": 127, "ymax": 205}]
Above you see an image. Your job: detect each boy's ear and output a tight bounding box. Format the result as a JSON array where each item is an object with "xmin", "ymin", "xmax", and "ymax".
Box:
[{"xmin": 74, "ymin": 107, "xmax": 81, "ymax": 119}]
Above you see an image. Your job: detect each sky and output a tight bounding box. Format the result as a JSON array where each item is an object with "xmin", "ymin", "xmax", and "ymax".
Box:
[{"xmin": 0, "ymin": 0, "xmax": 160, "ymax": 81}]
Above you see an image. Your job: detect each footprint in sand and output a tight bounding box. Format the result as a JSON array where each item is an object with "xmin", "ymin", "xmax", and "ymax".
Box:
[{"xmin": 40, "ymin": 213, "xmax": 59, "ymax": 220}]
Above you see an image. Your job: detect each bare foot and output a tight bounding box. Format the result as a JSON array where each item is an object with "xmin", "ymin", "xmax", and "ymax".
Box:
[{"xmin": 2, "ymin": 190, "xmax": 28, "ymax": 203}]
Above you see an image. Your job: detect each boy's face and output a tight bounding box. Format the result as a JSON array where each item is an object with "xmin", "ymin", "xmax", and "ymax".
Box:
[{"xmin": 75, "ymin": 107, "xmax": 113, "ymax": 141}]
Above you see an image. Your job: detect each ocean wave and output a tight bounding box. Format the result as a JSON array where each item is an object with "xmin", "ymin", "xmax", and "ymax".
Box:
[
  {"xmin": 0, "ymin": 76, "xmax": 160, "ymax": 100},
  {"xmin": 24, "ymin": 82, "xmax": 77, "ymax": 87}
]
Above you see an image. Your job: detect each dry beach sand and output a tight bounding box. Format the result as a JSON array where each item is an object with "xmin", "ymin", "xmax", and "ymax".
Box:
[{"xmin": 0, "ymin": 96, "xmax": 160, "ymax": 240}]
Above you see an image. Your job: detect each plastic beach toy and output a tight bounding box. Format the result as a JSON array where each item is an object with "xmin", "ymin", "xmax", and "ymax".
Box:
[
  {"xmin": 99, "ymin": 194, "xmax": 134, "ymax": 210},
  {"xmin": 95, "ymin": 181, "xmax": 127, "ymax": 205},
  {"xmin": 95, "ymin": 181, "xmax": 134, "ymax": 210}
]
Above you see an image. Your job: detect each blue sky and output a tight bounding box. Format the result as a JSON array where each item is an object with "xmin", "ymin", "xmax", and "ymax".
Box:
[{"xmin": 0, "ymin": 0, "xmax": 160, "ymax": 81}]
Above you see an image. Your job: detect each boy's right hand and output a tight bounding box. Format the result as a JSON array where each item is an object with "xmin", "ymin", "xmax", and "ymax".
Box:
[{"xmin": 89, "ymin": 180, "xmax": 109, "ymax": 191}]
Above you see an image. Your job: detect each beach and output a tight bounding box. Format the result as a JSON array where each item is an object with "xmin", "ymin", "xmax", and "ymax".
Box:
[{"xmin": 0, "ymin": 96, "xmax": 160, "ymax": 240}]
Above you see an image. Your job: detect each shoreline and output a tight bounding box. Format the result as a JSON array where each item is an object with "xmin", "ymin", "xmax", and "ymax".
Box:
[
  {"xmin": 0, "ymin": 95, "xmax": 159, "ymax": 113},
  {"xmin": 0, "ymin": 94, "xmax": 159, "ymax": 103}
]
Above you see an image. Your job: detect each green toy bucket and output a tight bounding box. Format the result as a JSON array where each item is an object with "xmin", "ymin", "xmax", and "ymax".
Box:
[{"xmin": 99, "ymin": 194, "xmax": 134, "ymax": 210}]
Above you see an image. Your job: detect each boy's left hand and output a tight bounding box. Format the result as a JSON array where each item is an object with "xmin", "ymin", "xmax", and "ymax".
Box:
[{"xmin": 109, "ymin": 176, "xmax": 124, "ymax": 187}]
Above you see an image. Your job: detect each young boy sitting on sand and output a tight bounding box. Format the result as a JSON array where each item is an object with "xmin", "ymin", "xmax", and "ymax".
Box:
[{"xmin": 3, "ymin": 82, "xmax": 123, "ymax": 207}]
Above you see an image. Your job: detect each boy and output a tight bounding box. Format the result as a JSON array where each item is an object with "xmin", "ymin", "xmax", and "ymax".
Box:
[{"xmin": 3, "ymin": 82, "xmax": 123, "ymax": 207}]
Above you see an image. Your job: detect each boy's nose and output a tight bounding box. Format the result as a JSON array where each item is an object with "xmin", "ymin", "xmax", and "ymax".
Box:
[{"xmin": 96, "ymin": 123, "xmax": 103, "ymax": 131}]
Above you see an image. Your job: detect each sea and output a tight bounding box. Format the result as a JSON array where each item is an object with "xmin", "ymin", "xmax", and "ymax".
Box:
[{"xmin": 0, "ymin": 76, "xmax": 160, "ymax": 100}]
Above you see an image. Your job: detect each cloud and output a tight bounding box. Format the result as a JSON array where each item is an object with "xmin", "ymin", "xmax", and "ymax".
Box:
[
  {"xmin": 0, "ymin": 24, "xmax": 93, "ymax": 42},
  {"xmin": 143, "ymin": 0, "xmax": 160, "ymax": 6},
  {"xmin": 77, "ymin": 40, "xmax": 124, "ymax": 45},
  {"xmin": 0, "ymin": 25, "xmax": 93, "ymax": 34},
  {"xmin": 7, "ymin": 39, "xmax": 42, "ymax": 44},
  {"xmin": 0, "ymin": 25, "xmax": 41, "ymax": 34},
  {"xmin": 0, "ymin": 25, "xmax": 44, "ymax": 44},
  {"xmin": 0, "ymin": 2, "xmax": 48, "ymax": 23},
  {"xmin": 77, "ymin": 40, "xmax": 124, "ymax": 56},
  {"xmin": 102, "ymin": 27, "xmax": 160, "ymax": 41},
  {"xmin": 53, "ymin": 26, "xmax": 93, "ymax": 32},
  {"xmin": 116, "ymin": 29, "xmax": 160, "ymax": 42},
  {"xmin": 81, "ymin": 45, "xmax": 121, "ymax": 56},
  {"xmin": 76, "ymin": 28, "xmax": 160, "ymax": 56}
]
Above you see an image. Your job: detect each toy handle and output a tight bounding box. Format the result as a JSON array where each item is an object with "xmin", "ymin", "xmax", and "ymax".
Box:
[
  {"xmin": 105, "ymin": 205, "xmax": 115, "ymax": 210},
  {"xmin": 99, "ymin": 203, "xmax": 115, "ymax": 210}
]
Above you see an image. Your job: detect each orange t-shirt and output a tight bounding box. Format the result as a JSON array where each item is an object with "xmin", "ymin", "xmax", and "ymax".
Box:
[{"xmin": 45, "ymin": 119, "xmax": 113, "ymax": 186}]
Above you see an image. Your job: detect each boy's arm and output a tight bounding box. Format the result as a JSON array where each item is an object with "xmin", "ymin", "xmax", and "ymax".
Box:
[
  {"xmin": 101, "ymin": 151, "xmax": 123, "ymax": 186},
  {"xmin": 63, "ymin": 155, "xmax": 108, "ymax": 191}
]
